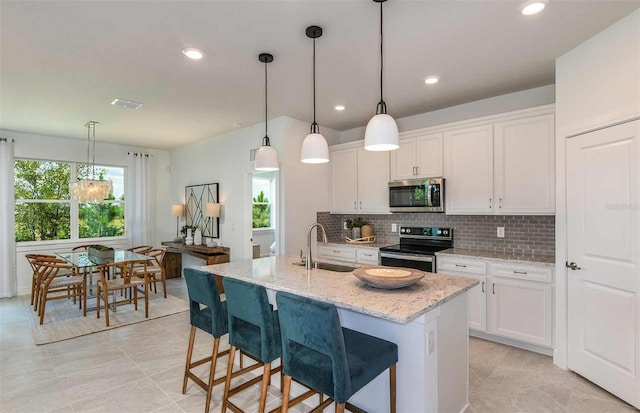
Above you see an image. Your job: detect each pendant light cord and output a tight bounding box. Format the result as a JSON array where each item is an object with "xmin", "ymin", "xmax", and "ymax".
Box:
[
  {"xmin": 263, "ymin": 60, "xmax": 269, "ymax": 145},
  {"xmin": 311, "ymin": 37, "xmax": 319, "ymax": 134},
  {"xmin": 377, "ymin": 0, "xmax": 387, "ymax": 115},
  {"xmin": 91, "ymin": 123, "xmax": 96, "ymax": 179}
]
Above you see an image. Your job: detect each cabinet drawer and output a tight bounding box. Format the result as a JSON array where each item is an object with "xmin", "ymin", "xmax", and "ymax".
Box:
[
  {"xmin": 437, "ymin": 256, "xmax": 487, "ymax": 275},
  {"xmin": 318, "ymin": 245, "xmax": 357, "ymax": 263},
  {"xmin": 356, "ymin": 248, "xmax": 379, "ymax": 265},
  {"xmin": 491, "ymin": 263, "xmax": 553, "ymax": 283}
]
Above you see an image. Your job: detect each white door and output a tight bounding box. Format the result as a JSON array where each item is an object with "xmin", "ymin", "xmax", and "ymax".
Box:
[
  {"xmin": 415, "ymin": 133, "xmax": 443, "ymax": 178},
  {"xmin": 357, "ymin": 147, "xmax": 389, "ymax": 213},
  {"xmin": 330, "ymin": 148, "xmax": 358, "ymax": 213},
  {"xmin": 389, "ymin": 139, "xmax": 417, "ymax": 181},
  {"xmin": 567, "ymin": 120, "xmax": 640, "ymax": 409}
]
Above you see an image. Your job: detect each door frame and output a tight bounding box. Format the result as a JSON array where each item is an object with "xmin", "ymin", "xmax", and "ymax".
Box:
[{"xmin": 246, "ymin": 170, "xmax": 281, "ymax": 259}]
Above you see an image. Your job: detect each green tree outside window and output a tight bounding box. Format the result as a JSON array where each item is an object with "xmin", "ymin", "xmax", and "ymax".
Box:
[{"xmin": 252, "ymin": 190, "xmax": 271, "ymax": 229}]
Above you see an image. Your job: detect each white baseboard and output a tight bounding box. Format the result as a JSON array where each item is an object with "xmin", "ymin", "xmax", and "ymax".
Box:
[{"xmin": 470, "ymin": 330, "xmax": 554, "ymax": 356}]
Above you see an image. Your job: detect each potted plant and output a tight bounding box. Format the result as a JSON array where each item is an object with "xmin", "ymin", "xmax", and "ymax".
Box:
[
  {"xmin": 180, "ymin": 225, "xmax": 198, "ymax": 240},
  {"xmin": 346, "ymin": 217, "xmax": 368, "ymax": 239}
]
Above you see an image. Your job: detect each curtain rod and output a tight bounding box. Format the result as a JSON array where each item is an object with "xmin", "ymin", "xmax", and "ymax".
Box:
[
  {"xmin": 127, "ymin": 152, "xmax": 153, "ymax": 157},
  {"xmin": 0, "ymin": 138, "xmax": 15, "ymax": 142}
]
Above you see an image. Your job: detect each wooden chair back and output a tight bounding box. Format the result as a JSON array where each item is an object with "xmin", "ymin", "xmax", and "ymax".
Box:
[
  {"xmin": 71, "ymin": 244, "xmax": 93, "ymax": 251},
  {"xmin": 146, "ymin": 248, "xmax": 166, "ymax": 266},
  {"xmin": 127, "ymin": 245, "xmax": 153, "ymax": 254},
  {"xmin": 98, "ymin": 260, "xmax": 148, "ymax": 286}
]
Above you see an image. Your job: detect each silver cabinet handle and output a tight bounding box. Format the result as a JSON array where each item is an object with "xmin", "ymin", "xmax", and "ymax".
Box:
[
  {"xmin": 492, "ymin": 283, "xmax": 496, "ymax": 294},
  {"xmin": 565, "ymin": 261, "xmax": 581, "ymax": 271},
  {"xmin": 360, "ymin": 201, "xmax": 362, "ymax": 209},
  {"xmin": 412, "ymin": 166, "xmax": 416, "ymax": 175},
  {"xmin": 353, "ymin": 201, "xmax": 357, "ymax": 210},
  {"xmin": 455, "ymin": 264, "xmax": 467, "ymax": 268},
  {"xmin": 513, "ymin": 270, "xmax": 527, "ymax": 275},
  {"xmin": 499, "ymin": 197, "xmax": 502, "ymax": 208},
  {"xmin": 489, "ymin": 198, "xmax": 492, "ymax": 208},
  {"xmin": 481, "ymin": 281, "xmax": 485, "ymax": 293},
  {"xmin": 333, "ymin": 250, "xmax": 340, "ymax": 254},
  {"xmin": 416, "ymin": 166, "xmax": 419, "ymax": 175}
]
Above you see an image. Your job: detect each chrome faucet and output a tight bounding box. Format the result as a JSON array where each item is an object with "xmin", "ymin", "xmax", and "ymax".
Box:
[{"xmin": 306, "ymin": 223, "xmax": 328, "ymax": 270}]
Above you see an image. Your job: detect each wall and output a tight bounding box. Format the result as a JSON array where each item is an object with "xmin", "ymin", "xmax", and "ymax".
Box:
[
  {"xmin": 553, "ymin": 9, "xmax": 640, "ymax": 369},
  {"xmin": 339, "ymin": 85, "xmax": 555, "ymax": 143},
  {"xmin": 170, "ymin": 116, "xmax": 337, "ymax": 262},
  {"xmin": 318, "ymin": 212, "xmax": 555, "ymax": 257},
  {"xmin": 4, "ymin": 129, "xmax": 171, "ymax": 295}
]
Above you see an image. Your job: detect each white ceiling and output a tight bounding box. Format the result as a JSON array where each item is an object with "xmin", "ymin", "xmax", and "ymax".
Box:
[{"xmin": 1, "ymin": 1, "xmax": 638, "ymax": 150}]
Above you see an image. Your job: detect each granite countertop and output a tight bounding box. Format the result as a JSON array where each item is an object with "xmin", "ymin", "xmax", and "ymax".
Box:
[
  {"xmin": 202, "ymin": 255, "xmax": 478, "ymax": 324},
  {"xmin": 324, "ymin": 240, "xmax": 387, "ymax": 249},
  {"xmin": 436, "ymin": 248, "xmax": 555, "ymax": 266}
]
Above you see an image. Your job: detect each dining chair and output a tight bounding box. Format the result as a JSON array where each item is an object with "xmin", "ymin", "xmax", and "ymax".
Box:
[
  {"xmin": 276, "ymin": 291, "xmax": 398, "ymax": 413},
  {"xmin": 71, "ymin": 244, "xmax": 93, "ymax": 251},
  {"xmin": 26, "ymin": 253, "xmax": 61, "ymax": 307},
  {"xmin": 221, "ymin": 277, "xmax": 283, "ymax": 413},
  {"xmin": 34, "ymin": 257, "xmax": 86, "ymax": 325},
  {"xmin": 96, "ymin": 260, "xmax": 149, "ymax": 327},
  {"xmin": 133, "ymin": 248, "xmax": 167, "ymax": 298},
  {"xmin": 126, "ymin": 245, "xmax": 153, "ymax": 254}
]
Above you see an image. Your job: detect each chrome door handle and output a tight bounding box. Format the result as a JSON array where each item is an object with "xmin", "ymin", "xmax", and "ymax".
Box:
[{"xmin": 565, "ymin": 261, "xmax": 581, "ymax": 271}]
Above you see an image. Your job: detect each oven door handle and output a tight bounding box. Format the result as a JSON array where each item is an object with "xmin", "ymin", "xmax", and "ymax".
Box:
[{"xmin": 380, "ymin": 252, "xmax": 434, "ymax": 263}]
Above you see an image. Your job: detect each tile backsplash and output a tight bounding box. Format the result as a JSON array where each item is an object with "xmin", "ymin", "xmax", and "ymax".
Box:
[{"xmin": 317, "ymin": 212, "xmax": 555, "ymax": 257}]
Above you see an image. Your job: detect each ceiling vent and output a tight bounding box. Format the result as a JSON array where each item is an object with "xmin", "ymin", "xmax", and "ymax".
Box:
[{"xmin": 111, "ymin": 98, "xmax": 143, "ymax": 109}]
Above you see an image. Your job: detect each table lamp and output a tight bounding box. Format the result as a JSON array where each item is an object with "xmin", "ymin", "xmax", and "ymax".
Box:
[
  {"xmin": 205, "ymin": 202, "xmax": 221, "ymax": 247},
  {"xmin": 172, "ymin": 204, "xmax": 184, "ymax": 241}
]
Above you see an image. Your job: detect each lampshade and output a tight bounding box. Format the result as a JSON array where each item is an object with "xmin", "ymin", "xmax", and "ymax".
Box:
[
  {"xmin": 255, "ymin": 144, "xmax": 279, "ymax": 171},
  {"xmin": 206, "ymin": 202, "xmax": 221, "ymax": 218},
  {"xmin": 172, "ymin": 204, "xmax": 184, "ymax": 217},
  {"xmin": 70, "ymin": 179, "xmax": 113, "ymax": 203},
  {"xmin": 364, "ymin": 113, "xmax": 399, "ymax": 151},
  {"xmin": 301, "ymin": 132, "xmax": 329, "ymax": 163}
]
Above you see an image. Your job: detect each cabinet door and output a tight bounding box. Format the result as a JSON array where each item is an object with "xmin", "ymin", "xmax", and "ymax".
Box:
[
  {"xmin": 356, "ymin": 248, "xmax": 379, "ymax": 265},
  {"xmin": 357, "ymin": 147, "xmax": 389, "ymax": 213},
  {"xmin": 389, "ymin": 139, "xmax": 417, "ymax": 181},
  {"xmin": 330, "ymin": 148, "xmax": 358, "ymax": 213},
  {"xmin": 444, "ymin": 125, "xmax": 494, "ymax": 214},
  {"xmin": 467, "ymin": 275, "xmax": 487, "ymax": 332},
  {"xmin": 488, "ymin": 277, "xmax": 553, "ymax": 347},
  {"xmin": 415, "ymin": 133, "xmax": 443, "ymax": 178},
  {"xmin": 494, "ymin": 114, "xmax": 555, "ymax": 214}
]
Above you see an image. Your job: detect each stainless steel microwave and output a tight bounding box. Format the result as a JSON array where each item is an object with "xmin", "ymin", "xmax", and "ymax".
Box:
[{"xmin": 388, "ymin": 178, "xmax": 445, "ymax": 212}]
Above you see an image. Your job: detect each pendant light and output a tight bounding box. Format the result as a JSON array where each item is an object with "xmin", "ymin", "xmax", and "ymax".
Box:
[
  {"xmin": 69, "ymin": 121, "xmax": 113, "ymax": 203},
  {"xmin": 255, "ymin": 53, "xmax": 280, "ymax": 171},
  {"xmin": 301, "ymin": 25, "xmax": 329, "ymax": 164},
  {"xmin": 364, "ymin": 0, "xmax": 399, "ymax": 152}
]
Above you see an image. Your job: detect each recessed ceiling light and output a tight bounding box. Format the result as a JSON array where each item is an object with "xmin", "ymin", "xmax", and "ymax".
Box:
[
  {"xmin": 424, "ymin": 76, "xmax": 440, "ymax": 85},
  {"xmin": 334, "ymin": 105, "xmax": 346, "ymax": 111},
  {"xmin": 182, "ymin": 48, "xmax": 204, "ymax": 60},
  {"xmin": 521, "ymin": 1, "xmax": 546, "ymax": 16}
]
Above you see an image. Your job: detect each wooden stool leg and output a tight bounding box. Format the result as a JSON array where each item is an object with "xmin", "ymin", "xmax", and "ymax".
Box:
[
  {"xmin": 221, "ymin": 345, "xmax": 237, "ymax": 413},
  {"xmin": 182, "ymin": 326, "xmax": 197, "ymax": 394},
  {"xmin": 103, "ymin": 287, "xmax": 110, "ymax": 327},
  {"xmin": 281, "ymin": 375, "xmax": 292, "ymax": 412},
  {"xmin": 205, "ymin": 337, "xmax": 221, "ymax": 413},
  {"xmin": 389, "ymin": 364, "xmax": 396, "ymax": 413},
  {"xmin": 259, "ymin": 362, "xmax": 271, "ymax": 413},
  {"xmin": 336, "ymin": 403, "xmax": 346, "ymax": 413}
]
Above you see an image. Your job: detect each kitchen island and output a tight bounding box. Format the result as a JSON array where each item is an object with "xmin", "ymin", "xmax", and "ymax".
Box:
[{"xmin": 202, "ymin": 255, "xmax": 478, "ymax": 413}]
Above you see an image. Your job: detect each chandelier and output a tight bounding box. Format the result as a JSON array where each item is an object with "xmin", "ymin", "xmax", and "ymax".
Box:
[{"xmin": 69, "ymin": 121, "xmax": 113, "ymax": 203}]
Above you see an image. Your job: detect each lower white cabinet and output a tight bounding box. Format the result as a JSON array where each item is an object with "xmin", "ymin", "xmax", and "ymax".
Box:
[
  {"xmin": 318, "ymin": 244, "xmax": 379, "ymax": 265},
  {"xmin": 437, "ymin": 255, "xmax": 554, "ymax": 349}
]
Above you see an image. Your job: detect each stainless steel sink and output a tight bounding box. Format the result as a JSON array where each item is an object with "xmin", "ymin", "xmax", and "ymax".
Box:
[{"xmin": 292, "ymin": 261, "xmax": 356, "ymax": 272}]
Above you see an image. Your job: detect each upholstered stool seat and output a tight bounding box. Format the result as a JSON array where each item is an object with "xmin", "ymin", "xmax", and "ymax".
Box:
[
  {"xmin": 221, "ymin": 277, "xmax": 284, "ymax": 413},
  {"xmin": 276, "ymin": 291, "xmax": 398, "ymax": 413}
]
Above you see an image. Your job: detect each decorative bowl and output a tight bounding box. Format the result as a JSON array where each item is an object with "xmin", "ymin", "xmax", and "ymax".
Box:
[{"xmin": 352, "ymin": 266, "xmax": 426, "ymax": 289}]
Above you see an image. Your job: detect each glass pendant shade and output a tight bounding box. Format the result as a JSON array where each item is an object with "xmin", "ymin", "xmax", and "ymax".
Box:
[
  {"xmin": 364, "ymin": 113, "xmax": 399, "ymax": 151},
  {"xmin": 255, "ymin": 144, "xmax": 279, "ymax": 171},
  {"xmin": 301, "ymin": 132, "xmax": 329, "ymax": 164},
  {"xmin": 70, "ymin": 121, "xmax": 113, "ymax": 203}
]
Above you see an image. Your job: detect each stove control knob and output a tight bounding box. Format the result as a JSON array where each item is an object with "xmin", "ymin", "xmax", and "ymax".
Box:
[
  {"xmin": 400, "ymin": 228, "xmax": 405, "ymax": 234},
  {"xmin": 406, "ymin": 228, "xmax": 411, "ymax": 234},
  {"xmin": 443, "ymin": 230, "xmax": 449, "ymax": 236},
  {"xmin": 437, "ymin": 230, "xmax": 441, "ymax": 235}
]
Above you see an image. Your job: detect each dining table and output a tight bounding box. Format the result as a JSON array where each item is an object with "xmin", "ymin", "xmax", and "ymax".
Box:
[{"xmin": 56, "ymin": 249, "xmax": 150, "ymax": 311}]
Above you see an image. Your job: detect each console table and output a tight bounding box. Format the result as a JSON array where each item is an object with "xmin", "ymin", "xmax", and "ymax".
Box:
[{"xmin": 161, "ymin": 241, "xmax": 230, "ymax": 292}]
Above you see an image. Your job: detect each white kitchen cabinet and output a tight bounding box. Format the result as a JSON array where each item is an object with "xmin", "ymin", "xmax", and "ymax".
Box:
[
  {"xmin": 356, "ymin": 248, "xmax": 379, "ymax": 265},
  {"xmin": 330, "ymin": 145, "xmax": 389, "ymax": 214},
  {"xmin": 488, "ymin": 277, "xmax": 553, "ymax": 348},
  {"xmin": 318, "ymin": 244, "xmax": 379, "ymax": 265},
  {"xmin": 437, "ymin": 254, "xmax": 554, "ymax": 350},
  {"xmin": 494, "ymin": 114, "xmax": 555, "ymax": 214},
  {"xmin": 443, "ymin": 112, "xmax": 555, "ymax": 215},
  {"xmin": 390, "ymin": 133, "xmax": 443, "ymax": 181},
  {"xmin": 443, "ymin": 125, "xmax": 494, "ymax": 214}
]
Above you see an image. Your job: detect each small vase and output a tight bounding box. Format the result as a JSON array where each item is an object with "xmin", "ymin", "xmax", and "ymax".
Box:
[
  {"xmin": 352, "ymin": 227, "xmax": 361, "ymax": 239},
  {"xmin": 185, "ymin": 229, "xmax": 194, "ymax": 246}
]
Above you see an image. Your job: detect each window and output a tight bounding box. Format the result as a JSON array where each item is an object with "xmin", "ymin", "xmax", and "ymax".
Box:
[
  {"xmin": 252, "ymin": 173, "xmax": 274, "ymax": 229},
  {"xmin": 15, "ymin": 159, "xmax": 126, "ymax": 242}
]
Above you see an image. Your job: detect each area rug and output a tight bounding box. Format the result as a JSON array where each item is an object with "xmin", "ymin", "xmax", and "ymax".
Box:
[{"xmin": 25, "ymin": 292, "xmax": 189, "ymax": 345}]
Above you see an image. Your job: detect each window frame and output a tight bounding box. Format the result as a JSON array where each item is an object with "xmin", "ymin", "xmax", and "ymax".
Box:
[{"xmin": 14, "ymin": 157, "xmax": 127, "ymax": 246}]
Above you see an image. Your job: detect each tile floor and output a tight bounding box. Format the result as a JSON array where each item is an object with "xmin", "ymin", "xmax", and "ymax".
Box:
[{"xmin": 1, "ymin": 278, "xmax": 636, "ymax": 413}]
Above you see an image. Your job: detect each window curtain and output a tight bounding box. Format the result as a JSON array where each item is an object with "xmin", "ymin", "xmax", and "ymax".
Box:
[
  {"xmin": 0, "ymin": 138, "xmax": 17, "ymax": 297},
  {"xmin": 127, "ymin": 152, "xmax": 154, "ymax": 247}
]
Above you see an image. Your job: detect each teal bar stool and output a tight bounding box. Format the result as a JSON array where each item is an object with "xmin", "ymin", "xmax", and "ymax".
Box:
[
  {"xmin": 182, "ymin": 268, "xmax": 231, "ymax": 413},
  {"xmin": 221, "ymin": 277, "xmax": 283, "ymax": 413},
  {"xmin": 276, "ymin": 291, "xmax": 398, "ymax": 413}
]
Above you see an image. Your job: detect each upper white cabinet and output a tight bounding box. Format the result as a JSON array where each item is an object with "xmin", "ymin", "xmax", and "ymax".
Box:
[
  {"xmin": 444, "ymin": 125, "xmax": 494, "ymax": 214},
  {"xmin": 494, "ymin": 114, "xmax": 555, "ymax": 214},
  {"xmin": 390, "ymin": 133, "xmax": 443, "ymax": 180},
  {"xmin": 330, "ymin": 144, "xmax": 389, "ymax": 214},
  {"xmin": 444, "ymin": 112, "xmax": 555, "ymax": 215}
]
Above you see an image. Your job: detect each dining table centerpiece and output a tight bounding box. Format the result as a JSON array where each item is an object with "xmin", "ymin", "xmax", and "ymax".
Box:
[{"xmin": 88, "ymin": 245, "xmax": 115, "ymax": 262}]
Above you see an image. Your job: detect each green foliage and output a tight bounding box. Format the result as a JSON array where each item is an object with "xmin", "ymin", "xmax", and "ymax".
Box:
[
  {"xmin": 252, "ymin": 190, "xmax": 271, "ymax": 228},
  {"xmin": 346, "ymin": 216, "xmax": 368, "ymax": 229},
  {"xmin": 14, "ymin": 160, "xmax": 125, "ymax": 242},
  {"xmin": 180, "ymin": 225, "xmax": 199, "ymax": 238}
]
